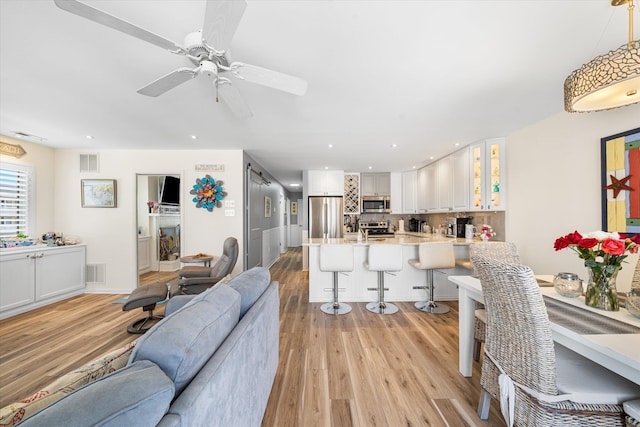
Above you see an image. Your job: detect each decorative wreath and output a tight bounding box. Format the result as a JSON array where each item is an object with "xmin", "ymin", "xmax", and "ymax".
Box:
[{"xmin": 190, "ymin": 175, "xmax": 227, "ymax": 211}]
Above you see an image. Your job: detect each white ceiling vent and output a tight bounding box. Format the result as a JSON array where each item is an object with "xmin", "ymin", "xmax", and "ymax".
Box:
[{"xmin": 79, "ymin": 153, "xmax": 99, "ymax": 173}]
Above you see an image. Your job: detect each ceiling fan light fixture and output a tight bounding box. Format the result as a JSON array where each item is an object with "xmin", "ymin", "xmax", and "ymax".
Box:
[{"xmin": 564, "ymin": 0, "xmax": 640, "ymax": 112}]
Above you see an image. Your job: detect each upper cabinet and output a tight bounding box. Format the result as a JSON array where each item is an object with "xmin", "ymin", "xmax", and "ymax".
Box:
[
  {"xmin": 417, "ymin": 145, "xmax": 471, "ymax": 213},
  {"xmin": 451, "ymin": 147, "xmax": 470, "ymax": 211},
  {"xmin": 308, "ymin": 170, "xmax": 344, "ymax": 196},
  {"xmin": 390, "ymin": 172, "xmax": 403, "ymax": 214},
  {"xmin": 361, "ymin": 173, "xmax": 391, "ymax": 196},
  {"xmin": 401, "ymin": 170, "xmax": 418, "ymax": 214},
  {"xmin": 436, "ymin": 157, "xmax": 452, "ymax": 211},
  {"xmin": 469, "ymin": 138, "xmax": 506, "ymax": 211},
  {"xmin": 416, "ymin": 166, "xmax": 429, "ymax": 212}
]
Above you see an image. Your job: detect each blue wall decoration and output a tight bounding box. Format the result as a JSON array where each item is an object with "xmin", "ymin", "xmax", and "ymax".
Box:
[{"xmin": 190, "ymin": 175, "xmax": 227, "ymax": 212}]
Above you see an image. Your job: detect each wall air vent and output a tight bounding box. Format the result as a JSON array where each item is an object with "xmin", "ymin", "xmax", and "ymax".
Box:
[
  {"xmin": 79, "ymin": 153, "xmax": 99, "ymax": 173},
  {"xmin": 86, "ymin": 263, "xmax": 106, "ymax": 285}
]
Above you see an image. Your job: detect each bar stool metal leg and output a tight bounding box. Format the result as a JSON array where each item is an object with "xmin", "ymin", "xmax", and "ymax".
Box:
[
  {"xmin": 321, "ymin": 272, "xmax": 352, "ymax": 315},
  {"xmin": 415, "ymin": 270, "xmax": 450, "ymax": 314},
  {"xmin": 366, "ymin": 271, "xmax": 399, "ymax": 315}
]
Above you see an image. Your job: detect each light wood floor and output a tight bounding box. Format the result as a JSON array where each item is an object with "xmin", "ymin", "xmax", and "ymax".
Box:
[{"xmin": 0, "ymin": 248, "xmax": 504, "ymax": 426}]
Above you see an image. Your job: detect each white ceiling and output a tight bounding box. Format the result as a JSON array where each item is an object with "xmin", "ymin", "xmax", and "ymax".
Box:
[{"xmin": 1, "ymin": 1, "xmax": 637, "ymax": 188}]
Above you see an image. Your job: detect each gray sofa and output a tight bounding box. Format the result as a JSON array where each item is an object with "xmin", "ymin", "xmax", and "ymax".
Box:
[{"xmin": 18, "ymin": 267, "xmax": 279, "ymax": 427}]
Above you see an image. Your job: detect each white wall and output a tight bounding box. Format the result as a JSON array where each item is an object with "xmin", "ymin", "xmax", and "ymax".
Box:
[
  {"xmin": 53, "ymin": 149, "xmax": 245, "ymax": 293},
  {"xmin": 506, "ymin": 103, "xmax": 640, "ymax": 292}
]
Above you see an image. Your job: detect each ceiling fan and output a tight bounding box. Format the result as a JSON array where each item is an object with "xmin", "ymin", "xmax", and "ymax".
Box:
[{"xmin": 53, "ymin": 0, "xmax": 308, "ymax": 119}]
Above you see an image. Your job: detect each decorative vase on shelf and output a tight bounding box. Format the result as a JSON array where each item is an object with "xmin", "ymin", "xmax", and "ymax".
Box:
[
  {"xmin": 584, "ymin": 266, "xmax": 620, "ymax": 311},
  {"xmin": 148, "ymin": 207, "xmax": 152, "ymax": 213}
]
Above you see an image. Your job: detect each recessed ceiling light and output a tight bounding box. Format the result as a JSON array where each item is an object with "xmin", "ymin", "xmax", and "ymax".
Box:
[
  {"xmin": 429, "ymin": 156, "xmax": 434, "ymax": 160},
  {"xmin": 368, "ymin": 166, "xmax": 372, "ymax": 170},
  {"xmin": 328, "ymin": 144, "xmax": 333, "ymax": 148},
  {"xmin": 454, "ymin": 143, "xmax": 459, "ymax": 146},
  {"xmin": 391, "ymin": 143, "xmax": 397, "ymax": 148},
  {"xmin": 290, "ymin": 183, "xmax": 300, "ymax": 187},
  {"xmin": 324, "ymin": 166, "xmax": 329, "ymax": 170},
  {"xmin": 412, "ymin": 165, "xmax": 416, "ymax": 169},
  {"xmin": 190, "ymin": 135, "xmax": 198, "ymax": 140},
  {"xmin": 85, "ymin": 135, "xmax": 94, "ymax": 140}
]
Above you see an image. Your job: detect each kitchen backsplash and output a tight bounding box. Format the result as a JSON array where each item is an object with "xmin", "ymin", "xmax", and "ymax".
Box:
[{"xmin": 355, "ymin": 211, "xmax": 506, "ymax": 241}]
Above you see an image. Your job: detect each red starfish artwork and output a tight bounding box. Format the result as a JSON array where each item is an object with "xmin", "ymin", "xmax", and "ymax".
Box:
[{"xmin": 603, "ymin": 174, "xmax": 634, "ymax": 198}]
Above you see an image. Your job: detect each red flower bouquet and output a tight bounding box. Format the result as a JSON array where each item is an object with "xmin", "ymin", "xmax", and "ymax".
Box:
[{"xmin": 554, "ymin": 230, "xmax": 638, "ymax": 311}]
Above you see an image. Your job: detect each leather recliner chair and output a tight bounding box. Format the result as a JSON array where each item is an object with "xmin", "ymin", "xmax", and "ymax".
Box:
[{"xmin": 169, "ymin": 237, "xmax": 239, "ymax": 297}]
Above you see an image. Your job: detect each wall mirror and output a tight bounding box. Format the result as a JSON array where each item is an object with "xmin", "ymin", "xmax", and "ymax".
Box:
[{"xmin": 136, "ymin": 173, "xmax": 182, "ymax": 287}]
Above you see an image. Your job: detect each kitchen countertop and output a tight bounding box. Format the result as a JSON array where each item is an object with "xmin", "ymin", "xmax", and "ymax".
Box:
[
  {"xmin": 304, "ymin": 233, "xmax": 479, "ymax": 246},
  {"xmin": 0, "ymin": 243, "xmax": 86, "ymax": 254}
]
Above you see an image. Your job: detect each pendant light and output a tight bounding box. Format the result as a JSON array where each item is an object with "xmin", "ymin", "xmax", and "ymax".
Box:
[{"xmin": 564, "ymin": 0, "xmax": 640, "ymax": 112}]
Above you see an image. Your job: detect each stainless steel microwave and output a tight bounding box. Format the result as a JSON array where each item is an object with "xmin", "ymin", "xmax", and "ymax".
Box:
[{"xmin": 361, "ymin": 196, "xmax": 391, "ymax": 213}]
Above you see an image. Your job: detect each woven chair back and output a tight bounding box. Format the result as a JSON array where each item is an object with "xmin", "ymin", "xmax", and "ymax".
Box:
[
  {"xmin": 471, "ymin": 255, "xmax": 558, "ymax": 396},
  {"xmin": 469, "ymin": 242, "xmax": 520, "ymax": 264}
]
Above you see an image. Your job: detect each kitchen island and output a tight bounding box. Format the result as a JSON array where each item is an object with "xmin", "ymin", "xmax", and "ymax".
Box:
[{"xmin": 304, "ymin": 233, "xmax": 475, "ymax": 303}]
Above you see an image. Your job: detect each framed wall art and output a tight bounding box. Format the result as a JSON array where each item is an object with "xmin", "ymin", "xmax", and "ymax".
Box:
[
  {"xmin": 264, "ymin": 196, "xmax": 272, "ymax": 218},
  {"xmin": 601, "ymin": 127, "xmax": 640, "ymax": 236},
  {"xmin": 81, "ymin": 179, "xmax": 117, "ymax": 208}
]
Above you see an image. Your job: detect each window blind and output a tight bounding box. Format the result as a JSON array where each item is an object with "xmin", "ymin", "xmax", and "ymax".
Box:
[{"xmin": 0, "ymin": 166, "xmax": 31, "ymax": 237}]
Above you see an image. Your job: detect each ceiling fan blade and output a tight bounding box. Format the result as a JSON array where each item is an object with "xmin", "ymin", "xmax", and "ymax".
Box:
[
  {"xmin": 54, "ymin": 0, "xmax": 185, "ymax": 53},
  {"xmin": 202, "ymin": 0, "xmax": 247, "ymax": 53},
  {"xmin": 231, "ymin": 63, "xmax": 308, "ymax": 96},
  {"xmin": 137, "ymin": 68, "xmax": 197, "ymax": 97},
  {"xmin": 217, "ymin": 81, "xmax": 253, "ymax": 119}
]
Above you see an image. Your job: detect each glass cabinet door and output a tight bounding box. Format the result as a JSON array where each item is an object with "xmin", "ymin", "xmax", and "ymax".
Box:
[{"xmin": 469, "ymin": 138, "xmax": 505, "ymax": 211}]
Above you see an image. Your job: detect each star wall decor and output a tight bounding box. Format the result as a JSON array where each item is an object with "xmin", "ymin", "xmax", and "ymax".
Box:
[
  {"xmin": 603, "ymin": 174, "xmax": 634, "ymax": 198},
  {"xmin": 190, "ymin": 175, "xmax": 227, "ymax": 211}
]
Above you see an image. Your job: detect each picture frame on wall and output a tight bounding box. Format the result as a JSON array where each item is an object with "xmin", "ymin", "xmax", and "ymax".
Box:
[
  {"xmin": 81, "ymin": 179, "xmax": 117, "ymax": 208},
  {"xmin": 601, "ymin": 127, "xmax": 640, "ymax": 236},
  {"xmin": 264, "ymin": 196, "xmax": 271, "ymax": 218}
]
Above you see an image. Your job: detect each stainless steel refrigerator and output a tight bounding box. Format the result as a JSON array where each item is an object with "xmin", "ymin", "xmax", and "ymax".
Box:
[{"xmin": 308, "ymin": 196, "xmax": 343, "ymax": 239}]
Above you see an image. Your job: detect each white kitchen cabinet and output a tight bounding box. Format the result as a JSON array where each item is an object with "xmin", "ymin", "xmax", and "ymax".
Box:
[
  {"xmin": 425, "ymin": 163, "xmax": 438, "ymax": 212},
  {"xmin": 436, "ymin": 157, "xmax": 452, "ymax": 211},
  {"xmin": 401, "ymin": 170, "xmax": 417, "ymax": 214},
  {"xmin": 307, "ymin": 170, "xmax": 344, "ymax": 196},
  {"xmin": 469, "ymin": 138, "xmax": 506, "ymax": 211},
  {"xmin": 416, "ymin": 166, "xmax": 429, "ymax": 213},
  {"xmin": 390, "ymin": 172, "xmax": 403, "ymax": 214},
  {"xmin": 451, "ymin": 147, "xmax": 470, "ymax": 211},
  {"xmin": 361, "ymin": 173, "xmax": 391, "ymax": 196},
  {"xmin": 0, "ymin": 245, "xmax": 86, "ymax": 319}
]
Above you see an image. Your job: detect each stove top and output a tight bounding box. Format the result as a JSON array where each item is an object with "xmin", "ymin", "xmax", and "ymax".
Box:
[{"xmin": 359, "ymin": 221, "xmax": 394, "ymax": 237}]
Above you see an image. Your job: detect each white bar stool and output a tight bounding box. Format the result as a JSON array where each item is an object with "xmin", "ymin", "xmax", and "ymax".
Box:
[
  {"xmin": 319, "ymin": 244, "xmax": 353, "ymax": 315},
  {"xmin": 365, "ymin": 244, "xmax": 403, "ymax": 315},
  {"xmin": 408, "ymin": 241, "xmax": 455, "ymax": 314}
]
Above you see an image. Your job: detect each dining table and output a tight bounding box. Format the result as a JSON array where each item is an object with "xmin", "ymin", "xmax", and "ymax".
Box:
[{"xmin": 449, "ymin": 274, "xmax": 640, "ymax": 385}]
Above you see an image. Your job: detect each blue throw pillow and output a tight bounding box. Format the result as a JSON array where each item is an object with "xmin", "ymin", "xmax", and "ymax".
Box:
[
  {"xmin": 17, "ymin": 360, "xmax": 174, "ymax": 427},
  {"xmin": 129, "ymin": 284, "xmax": 241, "ymax": 395},
  {"xmin": 226, "ymin": 267, "xmax": 271, "ymax": 317}
]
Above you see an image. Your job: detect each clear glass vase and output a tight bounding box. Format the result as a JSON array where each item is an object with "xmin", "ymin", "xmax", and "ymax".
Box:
[{"xmin": 584, "ymin": 266, "xmax": 620, "ymax": 311}]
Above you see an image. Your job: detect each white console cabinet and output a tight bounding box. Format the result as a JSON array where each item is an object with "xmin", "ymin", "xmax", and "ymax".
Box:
[{"xmin": 0, "ymin": 245, "xmax": 86, "ymax": 319}]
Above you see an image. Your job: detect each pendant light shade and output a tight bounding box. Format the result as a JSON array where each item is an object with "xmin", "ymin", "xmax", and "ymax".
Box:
[{"xmin": 564, "ymin": 0, "xmax": 640, "ymax": 112}]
